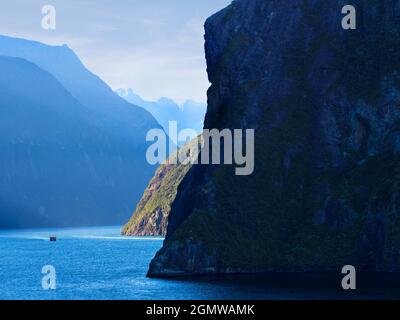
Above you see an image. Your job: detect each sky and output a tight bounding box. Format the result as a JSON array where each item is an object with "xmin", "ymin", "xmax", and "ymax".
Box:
[{"xmin": 0, "ymin": 0, "xmax": 232, "ymax": 103}]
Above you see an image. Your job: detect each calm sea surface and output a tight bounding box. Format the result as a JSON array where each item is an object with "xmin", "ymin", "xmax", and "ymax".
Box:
[{"xmin": 0, "ymin": 226, "xmax": 399, "ymax": 300}]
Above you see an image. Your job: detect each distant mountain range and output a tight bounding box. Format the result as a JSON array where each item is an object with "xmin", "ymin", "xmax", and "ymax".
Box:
[
  {"xmin": 0, "ymin": 35, "xmax": 164, "ymax": 228},
  {"xmin": 116, "ymin": 88, "xmax": 206, "ymax": 139}
]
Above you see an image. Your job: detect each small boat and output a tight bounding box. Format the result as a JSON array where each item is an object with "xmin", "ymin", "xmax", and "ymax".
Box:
[{"xmin": 49, "ymin": 235, "xmax": 57, "ymax": 242}]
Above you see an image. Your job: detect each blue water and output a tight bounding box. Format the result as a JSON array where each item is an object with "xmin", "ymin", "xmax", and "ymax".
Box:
[{"xmin": 0, "ymin": 226, "xmax": 399, "ymax": 300}]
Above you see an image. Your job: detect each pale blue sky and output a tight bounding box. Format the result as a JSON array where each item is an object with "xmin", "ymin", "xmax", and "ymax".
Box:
[{"xmin": 0, "ymin": 0, "xmax": 232, "ymax": 103}]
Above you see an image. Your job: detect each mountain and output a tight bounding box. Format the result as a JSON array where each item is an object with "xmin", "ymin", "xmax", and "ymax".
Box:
[
  {"xmin": 122, "ymin": 137, "xmax": 201, "ymax": 236},
  {"xmin": 0, "ymin": 36, "xmax": 158, "ymax": 138},
  {"xmin": 147, "ymin": 0, "xmax": 400, "ymax": 277},
  {"xmin": 117, "ymin": 88, "xmax": 206, "ymax": 138},
  {"xmin": 0, "ymin": 36, "xmax": 163, "ymax": 228}
]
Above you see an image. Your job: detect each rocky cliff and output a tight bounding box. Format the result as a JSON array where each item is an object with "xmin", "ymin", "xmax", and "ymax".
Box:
[
  {"xmin": 148, "ymin": 0, "xmax": 400, "ymax": 277},
  {"xmin": 122, "ymin": 137, "xmax": 201, "ymax": 236},
  {"xmin": 121, "ymin": 162, "xmax": 191, "ymax": 237}
]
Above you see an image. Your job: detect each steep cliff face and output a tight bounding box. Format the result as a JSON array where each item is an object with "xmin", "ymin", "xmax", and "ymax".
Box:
[
  {"xmin": 148, "ymin": 0, "xmax": 400, "ymax": 277},
  {"xmin": 122, "ymin": 138, "xmax": 201, "ymax": 236},
  {"xmin": 122, "ymin": 163, "xmax": 191, "ymax": 236}
]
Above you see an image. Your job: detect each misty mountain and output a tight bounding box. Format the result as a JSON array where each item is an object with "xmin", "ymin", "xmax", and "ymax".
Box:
[
  {"xmin": 116, "ymin": 88, "xmax": 206, "ymax": 138},
  {"xmin": 0, "ymin": 36, "xmax": 164, "ymax": 228},
  {"xmin": 0, "ymin": 35, "xmax": 159, "ymax": 138}
]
